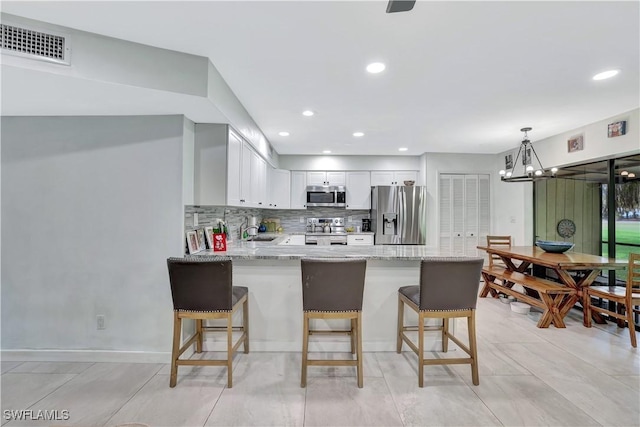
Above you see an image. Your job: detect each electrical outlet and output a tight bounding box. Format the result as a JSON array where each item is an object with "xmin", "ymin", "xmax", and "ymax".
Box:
[
  {"xmin": 193, "ymin": 213, "xmax": 199, "ymax": 226},
  {"xmin": 348, "ymin": 216, "xmax": 353, "ymax": 223},
  {"xmin": 97, "ymin": 315, "xmax": 106, "ymax": 330},
  {"xmin": 300, "ymin": 217, "xmax": 304, "ymax": 223}
]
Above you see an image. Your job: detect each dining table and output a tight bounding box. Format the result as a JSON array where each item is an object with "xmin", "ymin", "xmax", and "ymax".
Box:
[{"xmin": 476, "ymin": 245, "xmax": 627, "ymax": 326}]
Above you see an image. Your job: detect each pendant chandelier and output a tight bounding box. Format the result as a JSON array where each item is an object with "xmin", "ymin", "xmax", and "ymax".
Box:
[{"xmin": 499, "ymin": 127, "xmax": 557, "ymax": 182}]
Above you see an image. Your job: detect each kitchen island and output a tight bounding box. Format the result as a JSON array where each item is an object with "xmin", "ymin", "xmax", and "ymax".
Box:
[{"xmin": 189, "ymin": 237, "xmax": 467, "ymax": 352}]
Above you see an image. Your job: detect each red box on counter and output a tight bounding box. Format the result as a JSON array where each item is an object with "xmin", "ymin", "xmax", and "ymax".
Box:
[{"xmin": 213, "ymin": 233, "xmax": 227, "ymax": 252}]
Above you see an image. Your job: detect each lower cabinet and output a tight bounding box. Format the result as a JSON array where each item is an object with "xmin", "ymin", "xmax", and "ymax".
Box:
[
  {"xmin": 279, "ymin": 235, "xmax": 306, "ymax": 245},
  {"xmin": 347, "ymin": 234, "xmax": 374, "ymax": 246}
]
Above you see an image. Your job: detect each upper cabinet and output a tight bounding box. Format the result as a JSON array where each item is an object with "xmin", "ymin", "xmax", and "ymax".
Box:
[
  {"xmin": 370, "ymin": 171, "xmax": 418, "ymax": 186},
  {"xmin": 194, "ymin": 124, "xmax": 271, "ymax": 208},
  {"xmin": 290, "ymin": 171, "xmax": 307, "ymax": 209},
  {"xmin": 307, "ymin": 171, "xmax": 346, "ymax": 186},
  {"xmin": 226, "ymin": 130, "xmax": 243, "ymax": 206},
  {"xmin": 345, "ymin": 171, "xmax": 371, "ymax": 210},
  {"xmin": 268, "ymin": 169, "xmax": 291, "ymax": 209}
]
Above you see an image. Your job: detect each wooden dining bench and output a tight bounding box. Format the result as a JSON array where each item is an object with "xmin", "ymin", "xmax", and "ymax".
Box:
[{"xmin": 480, "ymin": 266, "xmax": 577, "ymax": 328}]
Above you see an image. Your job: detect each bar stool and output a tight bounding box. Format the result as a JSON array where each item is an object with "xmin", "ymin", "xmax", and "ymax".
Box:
[
  {"xmin": 167, "ymin": 257, "xmax": 249, "ymax": 388},
  {"xmin": 300, "ymin": 258, "xmax": 367, "ymax": 388},
  {"xmin": 397, "ymin": 257, "xmax": 484, "ymax": 387}
]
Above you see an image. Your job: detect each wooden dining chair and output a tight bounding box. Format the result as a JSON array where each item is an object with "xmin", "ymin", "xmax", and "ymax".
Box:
[
  {"xmin": 486, "ymin": 235, "xmax": 512, "ymax": 267},
  {"xmin": 585, "ymin": 253, "xmax": 640, "ymax": 347}
]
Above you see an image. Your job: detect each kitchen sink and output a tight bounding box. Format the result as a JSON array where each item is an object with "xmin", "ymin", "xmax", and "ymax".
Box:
[{"xmin": 247, "ymin": 236, "xmax": 277, "ymax": 242}]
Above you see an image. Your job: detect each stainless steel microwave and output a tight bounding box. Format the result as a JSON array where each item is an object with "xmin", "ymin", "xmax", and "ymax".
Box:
[{"xmin": 306, "ymin": 186, "xmax": 346, "ymax": 207}]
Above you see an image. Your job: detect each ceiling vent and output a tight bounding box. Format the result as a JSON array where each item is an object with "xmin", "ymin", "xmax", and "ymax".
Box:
[{"xmin": 1, "ymin": 23, "xmax": 71, "ymax": 65}]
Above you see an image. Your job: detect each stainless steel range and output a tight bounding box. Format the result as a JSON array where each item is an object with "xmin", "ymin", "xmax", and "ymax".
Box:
[{"xmin": 305, "ymin": 217, "xmax": 347, "ymax": 245}]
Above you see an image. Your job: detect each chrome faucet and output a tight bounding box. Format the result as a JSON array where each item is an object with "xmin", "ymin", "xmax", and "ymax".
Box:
[{"xmin": 240, "ymin": 218, "xmax": 259, "ymax": 240}]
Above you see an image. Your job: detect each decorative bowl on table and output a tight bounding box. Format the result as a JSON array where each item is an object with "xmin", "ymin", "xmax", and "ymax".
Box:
[
  {"xmin": 403, "ymin": 180, "xmax": 415, "ymax": 186},
  {"xmin": 535, "ymin": 240, "xmax": 575, "ymax": 253}
]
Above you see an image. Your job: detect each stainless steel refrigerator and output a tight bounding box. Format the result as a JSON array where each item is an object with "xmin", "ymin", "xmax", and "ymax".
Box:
[{"xmin": 371, "ymin": 186, "xmax": 426, "ymax": 245}]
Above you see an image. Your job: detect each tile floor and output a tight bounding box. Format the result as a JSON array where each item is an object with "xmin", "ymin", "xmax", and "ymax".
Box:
[{"xmin": 2, "ymin": 298, "xmax": 639, "ymax": 427}]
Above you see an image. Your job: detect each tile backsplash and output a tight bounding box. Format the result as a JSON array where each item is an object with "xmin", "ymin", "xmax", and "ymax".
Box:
[{"xmin": 184, "ymin": 206, "xmax": 370, "ymax": 240}]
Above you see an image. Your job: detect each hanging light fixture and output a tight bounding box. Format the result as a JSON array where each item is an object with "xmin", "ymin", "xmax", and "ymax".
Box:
[{"xmin": 499, "ymin": 127, "xmax": 557, "ymax": 182}]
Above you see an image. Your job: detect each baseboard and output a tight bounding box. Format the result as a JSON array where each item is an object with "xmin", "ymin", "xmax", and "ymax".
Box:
[
  {"xmin": 1, "ymin": 349, "xmax": 172, "ymax": 363},
  {"xmin": 2, "ymin": 339, "xmax": 448, "ymax": 362}
]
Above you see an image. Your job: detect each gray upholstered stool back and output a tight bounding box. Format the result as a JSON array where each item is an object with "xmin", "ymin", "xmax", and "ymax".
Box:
[
  {"xmin": 167, "ymin": 257, "xmax": 233, "ymax": 311},
  {"xmin": 301, "ymin": 258, "xmax": 367, "ymax": 311},
  {"xmin": 418, "ymin": 258, "xmax": 483, "ymax": 311}
]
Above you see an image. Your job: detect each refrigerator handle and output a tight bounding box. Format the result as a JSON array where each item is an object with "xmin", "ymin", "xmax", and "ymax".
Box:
[{"xmin": 398, "ymin": 187, "xmax": 405, "ymax": 242}]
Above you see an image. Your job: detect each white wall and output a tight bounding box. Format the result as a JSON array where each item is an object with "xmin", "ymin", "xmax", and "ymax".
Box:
[
  {"xmin": 1, "ymin": 13, "xmax": 275, "ymax": 168},
  {"xmin": 495, "ymin": 108, "xmax": 640, "ymax": 245},
  {"xmin": 1, "ymin": 116, "xmax": 186, "ymax": 356},
  {"xmin": 278, "ymin": 155, "xmax": 420, "ymax": 171}
]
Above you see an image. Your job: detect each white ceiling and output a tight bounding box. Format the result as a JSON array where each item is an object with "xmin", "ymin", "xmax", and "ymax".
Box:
[{"xmin": 1, "ymin": 1, "xmax": 638, "ymax": 156}]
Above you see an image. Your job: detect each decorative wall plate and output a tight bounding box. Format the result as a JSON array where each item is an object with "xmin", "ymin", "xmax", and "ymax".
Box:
[{"xmin": 557, "ymin": 218, "xmax": 576, "ymax": 238}]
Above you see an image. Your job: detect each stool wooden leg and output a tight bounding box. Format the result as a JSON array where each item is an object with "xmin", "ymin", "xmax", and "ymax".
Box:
[
  {"xmin": 350, "ymin": 318, "xmax": 356, "ymax": 354},
  {"xmin": 243, "ymin": 297, "xmax": 250, "ymax": 353},
  {"xmin": 196, "ymin": 319, "xmax": 203, "ymax": 353},
  {"xmin": 442, "ymin": 318, "xmax": 449, "ymax": 352},
  {"xmin": 396, "ymin": 295, "xmax": 404, "ymax": 353},
  {"xmin": 301, "ymin": 313, "xmax": 309, "ymax": 387},
  {"xmin": 226, "ymin": 313, "xmax": 233, "ymax": 388},
  {"xmin": 418, "ymin": 312, "xmax": 424, "ymax": 388},
  {"xmin": 356, "ymin": 312, "xmax": 363, "ymax": 388},
  {"xmin": 468, "ymin": 310, "xmax": 479, "ymax": 385},
  {"xmin": 170, "ymin": 312, "xmax": 181, "ymax": 388}
]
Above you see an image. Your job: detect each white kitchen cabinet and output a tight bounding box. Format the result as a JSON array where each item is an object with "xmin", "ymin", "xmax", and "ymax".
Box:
[
  {"xmin": 347, "ymin": 234, "xmax": 374, "ymax": 246},
  {"xmin": 370, "ymin": 171, "xmax": 418, "ymax": 186},
  {"xmin": 290, "ymin": 171, "xmax": 307, "ymax": 209},
  {"xmin": 194, "ymin": 124, "xmax": 272, "ymax": 208},
  {"xmin": 195, "ymin": 123, "xmax": 234, "ymax": 206},
  {"xmin": 250, "ymin": 149, "xmax": 267, "ymax": 207},
  {"xmin": 268, "ymin": 169, "xmax": 290, "ymax": 209},
  {"xmin": 306, "ymin": 171, "xmax": 346, "ymax": 186},
  {"xmin": 226, "ymin": 130, "xmax": 242, "ymax": 206},
  {"xmin": 279, "ymin": 235, "xmax": 305, "ymax": 245},
  {"xmin": 345, "ymin": 171, "xmax": 371, "ymax": 209},
  {"xmin": 240, "ymin": 142, "xmax": 253, "ymax": 206}
]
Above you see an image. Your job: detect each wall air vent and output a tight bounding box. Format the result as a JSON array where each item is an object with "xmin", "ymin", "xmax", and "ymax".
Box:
[{"xmin": 1, "ymin": 23, "xmax": 71, "ymax": 65}]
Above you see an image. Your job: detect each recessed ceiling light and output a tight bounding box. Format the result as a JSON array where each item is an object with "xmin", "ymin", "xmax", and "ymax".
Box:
[
  {"xmin": 302, "ymin": 110, "xmax": 315, "ymax": 116},
  {"xmin": 366, "ymin": 62, "xmax": 386, "ymax": 74},
  {"xmin": 322, "ymin": 150, "xmax": 331, "ymax": 154},
  {"xmin": 353, "ymin": 132, "xmax": 365, "ymax": 137},
  {"xmin": 278, "ymin": 131, "xmax": 290, "ymax": 136},
  {"xmin": 398, "ymin": 147, "xmax": 408, "ymax": 152},
  {"xmin": 593, "ymin": 69, "xmax": 620, "ymax": 80}
]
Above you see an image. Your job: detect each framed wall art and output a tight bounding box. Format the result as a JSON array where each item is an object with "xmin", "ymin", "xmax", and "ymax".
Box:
[
  {"xmin": 505, "ymin": 154, "xmax": 513, "ymax": 169},
  {"xmin": 607, "ymin": 120, "xmax": 626, "ymax": 138},
  {"xmin": 196, "ymin": 228, "xmax": 207, "ymax": 251},
  {"xmin": 204, "ymin": 226, "xmax": 214, "ymax": 249},
  {"xmin": 186, "ymin": 231, "xmax": 200, "ymax": 254},
  {"xmin": 567, "ymin": 134, "xmax": 584, "ymax": 153}
]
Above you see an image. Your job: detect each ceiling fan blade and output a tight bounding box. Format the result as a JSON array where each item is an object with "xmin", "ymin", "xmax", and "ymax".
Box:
[{"xmin": 386, "ymin": 0, "xmax": 416, "ymax": 13}]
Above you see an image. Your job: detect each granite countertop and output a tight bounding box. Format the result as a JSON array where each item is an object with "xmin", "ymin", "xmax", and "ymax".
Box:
[{"xmin": 189, "ymin": 233, "xmax": 448, "ymax": 260}]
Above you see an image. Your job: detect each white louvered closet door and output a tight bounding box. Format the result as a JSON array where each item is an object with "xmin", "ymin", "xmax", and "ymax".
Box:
[
  {"xmin": 465, "ymin": 175, "xmax": 479, "ymax": 256},
  {"xmin": 439, "ymin": 176, "xmax": 451, "ymax": 253},
  {"xmin": 439, "ymin": 174, "xmax": 490, "ymax": 256}
]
